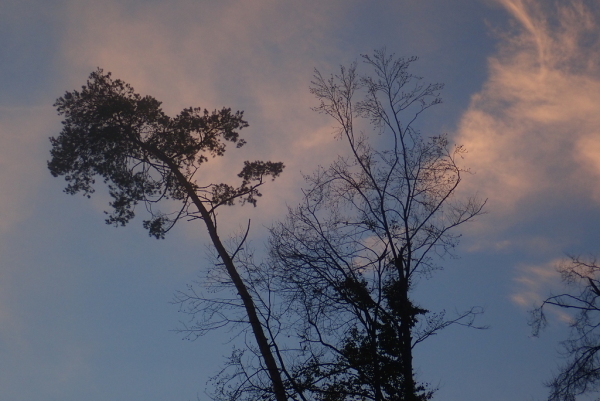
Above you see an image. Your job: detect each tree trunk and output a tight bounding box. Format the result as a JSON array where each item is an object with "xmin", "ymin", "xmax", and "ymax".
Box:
[
  {"xmin": 395, "ymin": 256, "xmax": 417, "ymax": 401},
  {"xmin": 149, "ymin": 145, "xmax": 288, "ymax": 401},
  {"xmin": 400, "ymin": 296, "xmax": 416, "ymax": 401}
]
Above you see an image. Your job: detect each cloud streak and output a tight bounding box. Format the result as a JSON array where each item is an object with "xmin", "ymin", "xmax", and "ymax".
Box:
[
  {"xmin": 511, "ymin": 259, "xmax": 562, "ymax": 308},
  {"xmin": 455, "ymin": 0, "xmax": 600, "ymax": 226},
  {"xmin": 451, "ymin": 0, "xmax": 600, "ymax": 317}
]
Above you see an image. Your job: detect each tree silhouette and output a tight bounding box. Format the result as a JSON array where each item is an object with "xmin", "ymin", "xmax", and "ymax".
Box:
[
  {"xmin": 532, "ymin": 256, "xmax": 600, "ymax": 401},
  {"xmin": 267, "ymin": 50, "xmax": 486, "ymax": 401},
  {"xmin": 48, "ymin": 69, "xmax": 288, "ymax": 401}
]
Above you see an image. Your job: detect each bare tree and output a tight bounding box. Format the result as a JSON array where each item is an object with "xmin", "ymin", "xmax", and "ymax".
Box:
[
  {"xmin": 266, "ymin": 50, "xmax": 486, "ymax": 401},
  {"xmin": 532, "ymin": 256, "xmax": 600, "ymax": 401},
  {"xmin": 48, "ymin": 69, "xmax": 289, "ymax": 401}
]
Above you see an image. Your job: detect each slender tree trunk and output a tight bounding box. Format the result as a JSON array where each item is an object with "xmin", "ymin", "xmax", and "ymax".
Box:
[
  {"xmin": 201, "ymin": 215, "xmax": 288, "ymax": 401},
  {"xmin": 395, "ymin": 256, "xmax": 417, "ymax": 401},
  {"xmin": 369, "ymin": 321, "xmax": 383, "ymax": 401},
  {"xmin": 148, "ymin": 145, "xmax": 288, "ymax": 401},
  {"xmin": 399, "ymin": 294, "xmax": 416, "ymax": 401}
]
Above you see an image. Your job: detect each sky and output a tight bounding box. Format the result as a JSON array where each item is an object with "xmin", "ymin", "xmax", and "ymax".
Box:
[{"xmin": 1, "ymin": 0, "xmax": 600, "ymax": 400}]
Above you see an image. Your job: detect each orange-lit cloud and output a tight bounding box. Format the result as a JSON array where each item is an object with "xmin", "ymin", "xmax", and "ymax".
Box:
[
  {"xmin": 455, "ymin": 0, "xmax": 600, "ymax": 229},
  {"xmin": 510, "ymin": 259, "xmax": 574, "ymax": 327},
  {"xmin": 56, "ymin": 0, "xmax": 350, "ymax": 235},
  {"xmin": 511, "ymin": 259, "xmax": 562, "ymax": 308}
]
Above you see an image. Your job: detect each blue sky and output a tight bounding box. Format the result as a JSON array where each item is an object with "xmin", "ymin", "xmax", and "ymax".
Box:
[{"xmin": 1, "ymin": 0, "xmax": 600, "ymax": 400}]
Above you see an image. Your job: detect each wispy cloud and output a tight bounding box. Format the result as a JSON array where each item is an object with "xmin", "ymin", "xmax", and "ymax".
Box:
[
  {"xmin": 511, "ymin": 259, "xmax": 562, "ymax": 308},
  {"xmin": 455, "ymin": 0, "xmax": 600, "ymax": 229},
  {"xmin": 511, "ymin": 258, "xmax": 576, "ymax": 326}
]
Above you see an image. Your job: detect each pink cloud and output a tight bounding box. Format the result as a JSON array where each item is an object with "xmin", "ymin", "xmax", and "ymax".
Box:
[
  {"xmin": 510, "ymin": 258, "xmax": 575, "ymax": 326},
  {"xmin": 511, "ymin": 259, "xmax": 562, "ymax": 308},
  {"xmin": 455, "ymin": 0, "xmax": 600, "ymax": 230},
  {"xmin": 55, "ymin": 0, "xmax": 354, "ymax": 234}
]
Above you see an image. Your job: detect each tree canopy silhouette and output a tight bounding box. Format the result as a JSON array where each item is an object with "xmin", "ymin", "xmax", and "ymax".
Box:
[
  {"xmin": 267, "ymin": 50, "xmax": 486, "ymax": 401},
  {"xmin": 49, "ymin": 69, "xmax": 283, "ymax": 239},
  {"xmin": 48, "ymin": 69, "xmax": 289, "ymax": 401}
]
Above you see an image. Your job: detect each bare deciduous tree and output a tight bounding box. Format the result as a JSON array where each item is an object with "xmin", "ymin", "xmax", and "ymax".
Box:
[
  {"xmin": 265, "ymin": 50, "xmax": 486, "ymax": 401},
  {"xmin": 532, "ymin": 256, "xmax": 600, "ymax": 401}
]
